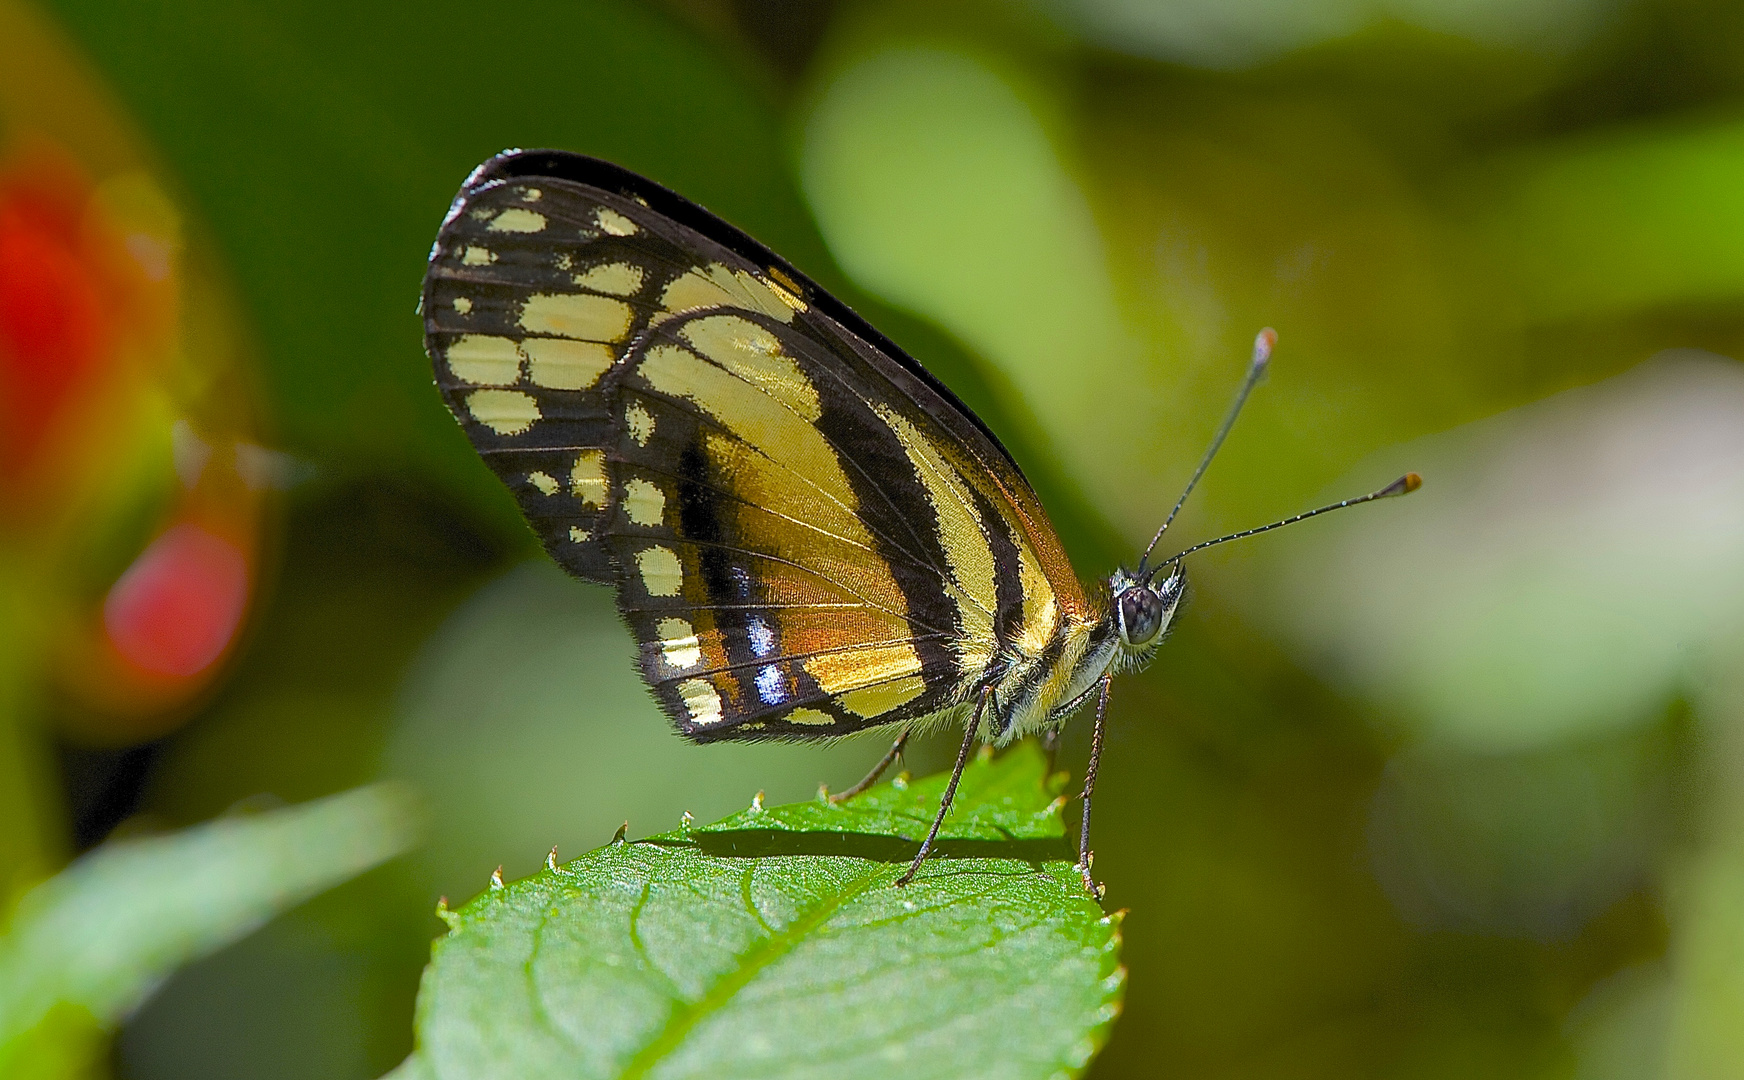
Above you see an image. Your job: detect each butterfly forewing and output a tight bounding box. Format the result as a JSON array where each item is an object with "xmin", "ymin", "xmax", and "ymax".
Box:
[
  {"xmin": 423, "ymin": 151, "xmax": 1097, "ymax": 743},
  {"xmin": 424, "ymin": 171, "xmax": 675, "ymax": 582}
]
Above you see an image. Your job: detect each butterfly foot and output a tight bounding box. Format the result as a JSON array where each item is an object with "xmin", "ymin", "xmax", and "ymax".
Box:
[
  {"xmin": 828, "ymin": 785, "xmax": 869, "ymax": 806},
  {"xmin": 1075, "ymin": 859, "xmax": 1104, "ymax": 900}
]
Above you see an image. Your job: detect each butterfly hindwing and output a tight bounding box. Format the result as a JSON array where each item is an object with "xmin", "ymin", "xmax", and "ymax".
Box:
[
  {"xmin": 609, "ymin": 308, "xmax": 971, "ymax": 740},
  {"xmin": 423, "ymin": 150, "xmax": 1097, "ymax": 743}
]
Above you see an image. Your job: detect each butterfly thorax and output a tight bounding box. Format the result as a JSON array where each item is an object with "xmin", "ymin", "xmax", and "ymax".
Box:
[
  {"xmin": 981, "ymin": 564, "xmax": 1183, "ymax": 744},
  {"xmin": 986, "ymin": 606, "xmax": 1115, "ymax": 744}
]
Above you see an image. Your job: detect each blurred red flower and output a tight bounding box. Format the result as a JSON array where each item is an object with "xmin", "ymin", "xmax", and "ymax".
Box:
[{"xmin": 0, "ymin": 149, "xmax": 161, "ymax": 512}]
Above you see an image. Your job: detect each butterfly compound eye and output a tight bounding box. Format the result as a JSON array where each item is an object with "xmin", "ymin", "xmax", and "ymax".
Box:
[{"xmin": 1116, "ymin": 586, "xmax": 1165, "ymax": 649}]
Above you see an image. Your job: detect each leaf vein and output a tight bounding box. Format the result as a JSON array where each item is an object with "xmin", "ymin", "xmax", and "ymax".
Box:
[{"xmin": 615, "ymin": 861, "xmax": 892, "ymax": 1078}]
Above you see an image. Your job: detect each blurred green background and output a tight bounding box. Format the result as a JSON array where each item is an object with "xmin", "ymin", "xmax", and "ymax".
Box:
[{"xmin": 4, "ymin": 0, "xmax": 1744, "ymax": 1076}]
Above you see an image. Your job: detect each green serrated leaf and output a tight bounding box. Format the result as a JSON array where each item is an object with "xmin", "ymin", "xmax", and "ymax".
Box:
[{"xmin": 398, "ymin": 743, "xmax": 1124, "ymax": 1080}]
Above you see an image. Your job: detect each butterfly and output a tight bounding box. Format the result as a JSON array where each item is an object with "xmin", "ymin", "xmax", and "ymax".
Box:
[{"xmin": 421, "ymin": 149, "xmax": 1419, "ymax": 895}]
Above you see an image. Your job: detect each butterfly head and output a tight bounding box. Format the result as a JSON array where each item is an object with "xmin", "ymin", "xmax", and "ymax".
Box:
[{"xmin": 1109, "ymin": 563, "xmax": 1184, "ymax": 654}]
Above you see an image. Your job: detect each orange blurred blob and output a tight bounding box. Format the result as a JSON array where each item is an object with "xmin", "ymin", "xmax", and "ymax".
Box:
[{"xmin": 0, "ymin": 137, "xmax": 266, "ymax": 740}]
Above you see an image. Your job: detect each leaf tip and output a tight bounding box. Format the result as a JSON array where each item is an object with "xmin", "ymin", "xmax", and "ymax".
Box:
[
  {"xmin": 892, "ymin": 771, "xmax": 910, "ymax": 791},
  {"xmin": 488, "ymin": 866, "xmax": 504, "ymax": 891},
  {"xmin": 546, "ymin": 845, "xmax": 560, "ymax": 871},
  {"xmin": 435, "ymin": 896, "xmax": 458, "ymax": 930},
  {"xmin": 611, "ymin": 821, "xmax": 629, "ymax": 846},
  {"xmin": 1065, "ymin": 1036, "xmax": 1099, "ymax": 1069},
  {"xmin": 815, "ymin": 782, "xmax": 830, "ymax": 802},
  {"xmin": 750, "ymin": 790, "xmax": 766, "ymax": 812},
  {"xmin": 679, "ymin": 810, "xmax": 694, "ymax": 832}
]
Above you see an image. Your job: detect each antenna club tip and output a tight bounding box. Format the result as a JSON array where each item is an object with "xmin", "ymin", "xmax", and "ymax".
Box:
[
  {"xmin": 1252, "ymin": 327, "xmax": 1277, "ymax": 368},
  {"xmin": 1380, "ymin": 472, "xmax": 1422, "ymax": 497}
]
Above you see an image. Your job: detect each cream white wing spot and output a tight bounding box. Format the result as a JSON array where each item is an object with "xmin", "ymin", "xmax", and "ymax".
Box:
[
  {"xmin": 657, "ymin": 617, "xmax": 702, "ymax": 670},
  {"xmin": 573, "ymin": 261, "xmax": 644, "ymax": 296},
  {"xmin": 1014, "ymin": 569, "xmax": 1059, "ymax": 656},
  {"xmin": 660, "ymin": 263, "xmax": 797, "ymax": 324},
  {"xmin": 461, "ymin": 246, "xmax": 496, "ymax": 266},
  {"xmin": 445, "ymin": 335, "xmax": 522, "ymax": 385},
  {"xmin": 680, "ymin": 315, "xmax": 818, "ymax": 419},
  {"xmin": 568, "ymin": 525, "xmax": 591, "ymax": 543},
  {"xmin": 805, "ymin": 643, "xmax": 923, "ymax": 696},
  {"xmin": 677, "ymin": 678, "xmax": 724, "ymax": 726},
  {"xmin": 523, "ymin": 339, "xmax": 614, "ymax": 390},
  {"xmin": 487, "ymin": 208, "xmax": 546, "ymax": 233},
  {"xmin": 876, "ymin": 405, "xmax": 999, "ymax": 672},
  {"xmin": 451, "ymin": 296, "xmax": 472, "ymax": 314},
  {"xmin": 623, "ymin": 478, "xmax": 665, "ymax": 526},
  {"xmin": 520, "ymin": 293, "xmax": 633, "ymax": 342},
  {"xmin": 528, "ymin": 471, "xmax": 559, "ymax": 496},
  {"xmin": 465, "ymin": 389, "xmax": 540, "ymax": 436},
  {"xmin": 637, "ymin": 545, "xmax": 683, "ymax": 597},
  {"xmin": 766, "ymin": 266, "xmax": 808, "ymax": 313},
  {"xmin": 521, "ymin": 187, "xmax": 543, "ymax": 202},
  {"xmin": 767, "ymin": 280, "xmax": 804, "ymax": 313},
  {"xmin": 837, "ymin": 676, "xmax": 927, "ymax": 719},
  {"xmin": 570, "ymin": 450, "xmax": 607, "ymax": 506},
  {"xmin": 625, "ymin": 402, "xmax": 655, "ymax": 446},
  {"xmin": 786, "ymin": 708, "xmax": 834, "ymax": 727},
  {"xmin": 596, "ymin": 207, "xmax": 638, "ymax": 236}
]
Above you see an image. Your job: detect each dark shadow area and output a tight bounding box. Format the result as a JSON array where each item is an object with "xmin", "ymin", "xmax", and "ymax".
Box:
[
  {"xmin": 57, "ymin": 741, "xmax": 166, "ymax": 850},
  {"xmin": 650, "ymin": 828, "xmax": 1075, "ymax": 867},
  {"xmin": 731, "ymin": 0, "xmax": 838, "ymax": 82}
]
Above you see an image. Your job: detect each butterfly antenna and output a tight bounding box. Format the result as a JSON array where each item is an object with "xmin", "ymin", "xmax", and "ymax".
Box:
[
  {"xmin": 1153, "ymin": 472, "xmax": 1421, "ymax": 573},
  {"xmin": 1137, "ymin": 328, "xmax": 1276, "ymax": 575}
]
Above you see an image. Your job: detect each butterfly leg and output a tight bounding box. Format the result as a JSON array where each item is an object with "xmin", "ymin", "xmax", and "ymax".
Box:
[
  {"xmin": 829, "ymin": 727, "xmax": 911, "ymax": 805},
  {"xmin": 1075, "ymin": 673, "xmax": 1113, "ymax": 898},
  {"xmin": 895, "ymin": 686, "xmax": 992, "ymax": 886}
]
